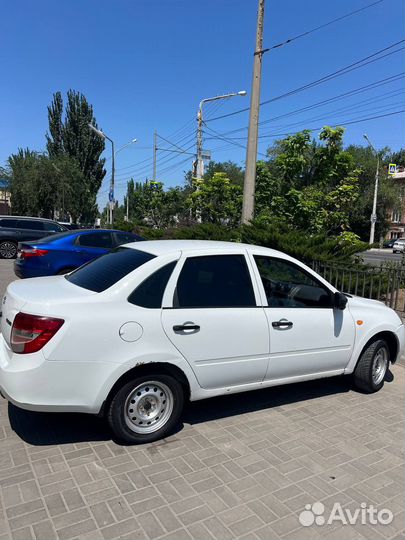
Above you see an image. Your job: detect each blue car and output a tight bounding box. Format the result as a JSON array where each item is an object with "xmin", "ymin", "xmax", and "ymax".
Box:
[{"xmin": 14, "ymin": 229, "xmax": 144, "ymax": 278}]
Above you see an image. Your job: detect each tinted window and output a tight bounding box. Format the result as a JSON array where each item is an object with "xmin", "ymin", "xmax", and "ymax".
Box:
[
  {"xmin": 114, "ymin": 232, "xmax": 138, "ymax": 246},
  {"xmin": 174, "ymin": 255, "xmax": 255, "ymax": 308},
  {"xmin": 43, "ymin": 221, "xmax": 64, "ymax": 232},
  {"xmin": 128, "ymin": 261, "xmax": 177, "ymax": 308},
  {"xmin": 254, "ymin": 256, "xmax": 332, "ymax": 308},
  {"xmin": 17, "ymin": 220, "xmax": 44, "ymax": 230},
  {"xmin": 0, "ymin": 218, "xmax": 19, "ymax": 227},
  {"xmin": 35, "ymin": 231, "xmax": 76, "ymax": 243},
  {"xmin": 66, "ymin": 249, "xmax": 155, "ymax": 292},
  {"xmin": 77, "ymin": 232, "xmax": 113, "ymax": 248}
]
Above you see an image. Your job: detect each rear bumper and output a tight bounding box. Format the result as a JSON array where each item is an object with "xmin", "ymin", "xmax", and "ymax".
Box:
[
  {"xmin": 13, "ymin": 260, "xmax": 50, "ymax": 279},
  {"xmin": 0, "ymin": 334, "xmax": 126, "ymax": 414}
]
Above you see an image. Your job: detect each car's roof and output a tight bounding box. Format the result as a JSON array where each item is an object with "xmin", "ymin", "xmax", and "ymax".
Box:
[
  {"xmin": 124, "ymin": 239, "xmax": 283, "ymax": 257},
  {"xmin": 0, "ymin": 215, "xmax": 58, "ymax": 222}
]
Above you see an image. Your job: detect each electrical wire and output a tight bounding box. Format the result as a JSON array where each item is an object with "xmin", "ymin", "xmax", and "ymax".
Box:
[
  {"xmin": 206, "ymin": 40, "xmax": 405, "ymax": 123},
  {"xmin": 261, "ymin": 0, "xmax": 386, "ymax": 53}
]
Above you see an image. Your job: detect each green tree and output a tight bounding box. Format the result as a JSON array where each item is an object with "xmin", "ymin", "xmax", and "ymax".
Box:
[
  {"xmin": 256, "ymin": 127, "xmax": 361, "ymax": 235},
  {"xmin": 8, "ymin": 150, "xmax": 59, "ymax": 218},
  {"xmin": 46, "ymin": 90, "xmax": 106, "ymax": 221},
  {"xmin": 188, "ymin": 172, "xmax": 242, "ymax": 226},
  {"xmin": 346, "ymin": 145, "xmax": 399, "ymax": 240},
  {"xmin": 204, "ymin": 160, "xmax": 245, "ymax": 187}
]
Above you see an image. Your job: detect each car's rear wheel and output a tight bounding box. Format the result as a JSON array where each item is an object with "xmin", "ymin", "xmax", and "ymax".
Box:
[
  {"xmin": 0, "ymin": 241, "xmax": 17, "ymax": 259},
  {"xmin": 107, "ymin": 374, "xmax": 184, "ymax": 443},
  {"xmin": 353, "ymin": 339, "xmax": 389, "ymax": 393}
]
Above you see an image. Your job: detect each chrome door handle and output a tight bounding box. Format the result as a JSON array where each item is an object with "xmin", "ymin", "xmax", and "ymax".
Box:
[
  {"xmin": 173, "ymin": 324, "xmax": 200, "ymax": 332},
  {"xmin": 272, "ymin": 320, "xmax": 293, "ymax": 328}
]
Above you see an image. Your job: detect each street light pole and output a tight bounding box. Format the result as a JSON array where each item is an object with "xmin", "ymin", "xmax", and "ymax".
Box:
[
  {"xmin": 364, "ymin": 134, "xmax": 380, "ymax": 245},
  {"xmin": 195, "ymin": 91, "xmax": 247, "ymax": 179},
  {"xmin": 88, "ymin": 124, "xmax": 115, "ymax": 225},
  {"xmin": 242, "ymin": 0, "xmax": 265, "ymax": 224}
]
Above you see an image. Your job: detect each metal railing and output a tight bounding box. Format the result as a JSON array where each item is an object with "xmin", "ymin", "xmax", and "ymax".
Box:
[{"xmin": 310, "ymin": 260, "xmax": 405, "ymax": 313}]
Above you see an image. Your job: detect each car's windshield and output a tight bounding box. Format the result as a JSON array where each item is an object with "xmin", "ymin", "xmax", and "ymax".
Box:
[{"xmin": 65, "ymin": 248, "xmax": 155, "ymax": 292}]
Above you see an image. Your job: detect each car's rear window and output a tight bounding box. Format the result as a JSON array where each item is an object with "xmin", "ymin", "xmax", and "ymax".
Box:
[{"xmin": 66, "ymin": 248, "xmax": 155, "ymax": 292}]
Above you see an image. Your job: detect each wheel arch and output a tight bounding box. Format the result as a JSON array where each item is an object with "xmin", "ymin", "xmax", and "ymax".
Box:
[
  {"xmin": 98, "ymin": 362, "xmax": 191, "ymax": 417},
  {"xmin": 355, "ymin": 330, "xmax": 399, "ymax": 369}
]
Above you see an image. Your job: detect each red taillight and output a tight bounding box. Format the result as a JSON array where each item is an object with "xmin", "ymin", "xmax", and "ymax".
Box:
[
  {"xmin": 11, "ymin": 312, "xmax": 64, "ymax": 354},
  {"xmin": 19, "ymin": 248, "xmax": 49, "ymax": 259}
]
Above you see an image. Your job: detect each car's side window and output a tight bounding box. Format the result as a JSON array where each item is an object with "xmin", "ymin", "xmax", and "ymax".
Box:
[
  {"xmin": 174, "ymin": 254, "xmax": 256, "ymax": 308},
  {"xmin": 114, "ymin": 232, "xmax": 136, "ymax": 246},
  {"xmin": 0, "ymin": 219, "xmax": 19, "ymax": 227},
  {"xmin": 16, "ymin": 220, "xmax": 44, "ymax": 230},
  {"xmin": 77, "ymin": 232, "xmax": 113, "ymax": 248},
  {"xmin": 254, "ymin": 256, "xmax": 332, "ymax": 308},
  {"xmin": 128, "ymin": 261, "xmax": 177, "ymax": 308},
  {"xmin": 43, "ymin": 222, "xmax": 63, "ymax": 233}
]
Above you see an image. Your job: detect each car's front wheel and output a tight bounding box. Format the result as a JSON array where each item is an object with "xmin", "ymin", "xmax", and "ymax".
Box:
[
  {"xmin": 107, "ymin": 374, "xmax": 184, "ymax": 443},
  {"xmin": 0, "ymin": 241, "xmax": 17, "ymax": 259},
  {"xmin": 353, "ymin": 339, "xmax": 389, "ymax": 393}
]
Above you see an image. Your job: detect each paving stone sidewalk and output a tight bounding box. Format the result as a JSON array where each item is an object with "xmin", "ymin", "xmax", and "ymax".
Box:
[{"xmin": 0, "ymin": 260, "xmax": 404, "ymax": 540}]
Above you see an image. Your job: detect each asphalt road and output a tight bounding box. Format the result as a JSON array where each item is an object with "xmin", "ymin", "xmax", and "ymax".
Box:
[{"xmin": 359, "ymin": 249, "xmax": 405, "ymax": 266}]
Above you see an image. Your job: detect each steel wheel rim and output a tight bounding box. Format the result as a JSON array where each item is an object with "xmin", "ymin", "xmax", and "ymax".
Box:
[
  {"xmin": 124, "ymin": 381, "xmax": 174, "ymax": 434},
  {"xmin": 0, "ymin": 242, "xmax": 16, "ymax": 259},
  {"xmin": 372, "ymin": 347, "xmax": 388, "ymax": 385}
]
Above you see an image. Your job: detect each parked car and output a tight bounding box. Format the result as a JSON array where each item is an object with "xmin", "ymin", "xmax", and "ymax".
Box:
[
  {"xmin": 58, "ymin": 222, "xmax": 80, "ymax": 231},
  {"xmin": 14, "ymin": 229, "xmax": 144, "ymax": 278},
  {"xmin": 383, "ymin": 239, "xmax": 396, "ymax": 249},
  {"xmin": 392, "ymin": 239, "xmax": 405, "ymax": 253},
  {"xmin": 1, "ymin": 240, "xmax": 403, "ymax": 444},
  {"xmin": 0, "ymin": 216, "xmax": 66, "ymax": 259}
]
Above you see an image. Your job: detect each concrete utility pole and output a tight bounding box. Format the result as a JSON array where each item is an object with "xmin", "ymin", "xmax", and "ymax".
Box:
[
  {"xmin": 364, "ymin": 133, "xmax": 380, "ymax": 245},
  {"xmin": 153, "ymin": 130, "xmax": 157, "ymax": 181},
  {"xmin": 242, "ymin": 0, "xmax": 265, "ymax": 224},
  {"xmin": 195, "ymin": 91, "xmax": 247, "ymax": 179}
]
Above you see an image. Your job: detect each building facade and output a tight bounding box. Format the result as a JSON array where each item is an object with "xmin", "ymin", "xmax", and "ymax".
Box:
[{"xmin": 386, "ymin": 166, "xmax": 405, "ymax": 240}]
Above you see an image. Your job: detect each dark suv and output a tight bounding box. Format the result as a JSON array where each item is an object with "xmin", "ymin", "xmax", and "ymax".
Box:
[{"xmin": 0, "ymin": 216, "xmax": 67, "ymax": 259}]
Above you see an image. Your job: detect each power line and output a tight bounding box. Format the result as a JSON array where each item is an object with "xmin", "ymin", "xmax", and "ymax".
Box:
[
  {"xmin": 257, "ymin": 109, "xmax": 405, "ymax": 139},
  {"xmin": 260, "ymin": 0, "xmax": 386, "ymax": 53},
  {"xmin": 206, "ymin": 40, "xmax": 405, "ymax": 123},
  {"xmin": 210, "ymin": 73, "xmax": 405, "ymax": 138}
]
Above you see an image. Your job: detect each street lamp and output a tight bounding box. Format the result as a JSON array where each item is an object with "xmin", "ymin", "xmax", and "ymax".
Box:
[
  {"xmin": 115, "ymin": 139, "xmax": 137, "ymax": 157},
  {"xmin": 363, "ymin": 133, "xmax": 380, "ymax": 245},
  {"xmin": 89, "ymin": 124, "xmax": 115, "ymax": 225},
  {"xmin": 195, "ymin": 90, "xmax": 247, "ymax": 179}
]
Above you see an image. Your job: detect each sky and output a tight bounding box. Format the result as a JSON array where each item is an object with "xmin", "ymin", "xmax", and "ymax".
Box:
[{"xmin": 1, "ymin": 0, "xmax": 404, "ymax": 209}]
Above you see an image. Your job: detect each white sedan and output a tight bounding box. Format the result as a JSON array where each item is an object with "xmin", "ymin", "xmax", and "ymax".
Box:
[{"xmin": 0, "ymin": 240, "xmax": 404, "ymax": 443}]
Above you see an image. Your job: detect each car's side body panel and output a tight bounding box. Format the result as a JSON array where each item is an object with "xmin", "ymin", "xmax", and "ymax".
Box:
[{"xmin": 1, "ymin": 240, "xmax": 404, "ymax": 416}]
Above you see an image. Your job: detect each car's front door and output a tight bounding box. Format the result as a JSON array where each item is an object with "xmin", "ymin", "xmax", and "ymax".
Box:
[
  {"xmin": 251, "ymin": 255, "xmax": 355, "ymax": 380},
  {"xmin": 161, "ymin": 252, "xmax": 270, "ymax": 389}
]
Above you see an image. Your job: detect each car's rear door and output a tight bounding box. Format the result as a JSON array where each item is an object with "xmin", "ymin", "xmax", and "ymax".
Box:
[
  {"xmin": 74, "ymin": 232, "xmax": 114, "ymax": 265},
  {"xmin": 15, "ymin": 219, "xmax": 48, "ymax": 241},
  {"xmin": 161, "ymin": 250, "xmax": 270, "ymax": 389}
]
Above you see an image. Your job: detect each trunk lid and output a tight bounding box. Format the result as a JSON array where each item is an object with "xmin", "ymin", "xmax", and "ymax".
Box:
[{"xmin": 0, "ymin": 276, "xmax": 96, "ymax": 346}]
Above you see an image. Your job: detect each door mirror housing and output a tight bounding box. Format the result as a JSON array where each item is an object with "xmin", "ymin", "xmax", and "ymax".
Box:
[{"xmin": 334, "ymin": 291, "xmax": 348, "ymax": 310}]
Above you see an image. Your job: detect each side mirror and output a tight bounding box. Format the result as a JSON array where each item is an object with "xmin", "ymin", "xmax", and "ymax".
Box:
[{"xmin": 334, "ymin": 291, "xmax": 348, "ymax": 310}]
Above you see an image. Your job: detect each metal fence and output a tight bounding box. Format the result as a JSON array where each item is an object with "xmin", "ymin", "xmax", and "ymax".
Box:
[{"xmin": 310, "ymin": 260, "xmax": 405, "ymax": 313}]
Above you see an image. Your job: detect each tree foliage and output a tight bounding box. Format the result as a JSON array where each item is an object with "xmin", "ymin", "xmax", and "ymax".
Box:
[{"xmin": 46, "ymin": 90, "xmax": 106, "ymax": 220}]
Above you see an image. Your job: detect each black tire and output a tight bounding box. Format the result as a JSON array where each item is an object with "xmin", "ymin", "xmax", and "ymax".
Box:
[
  {"xmin": 0, "ymin": 241, "xmax": 17, "ymax": 259},
  {"xmin": 107, "ymin": 374, "xmax": 184, "ymax": 444},
  {"xmin": 353, "ymin": 339, "xmax": 389, "ymax": 393}
]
